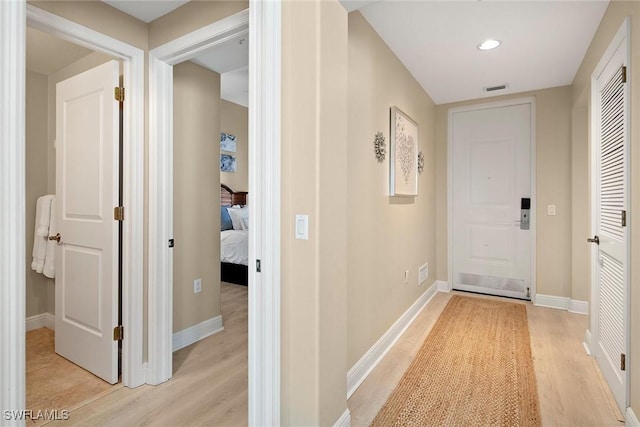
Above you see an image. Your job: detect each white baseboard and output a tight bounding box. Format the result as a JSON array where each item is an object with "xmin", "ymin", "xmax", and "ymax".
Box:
[
  {"xmin": 534, "ymin": 294, "xmax": 588, "ymax": 315},
  {"xmin": 173, "ymin": 315, "xmax": 224, "ymax": 352},
  {"xmin": 347, "ymin": 281, "xmax": 439, "ymax": 398},
  {"xmin": 26, "ymin": 312, "xmax": 54, "ymax": 331},
  {"xmin": 436, "ymin": 280, "xmax": 451, "ymax": 292},
  {"xmin": 583, "ymin": 329, "xmax": 592, "ymax": 356},
  {"xmin": 333, "ymin": 408, "xmax": 351, "ymax": 427},
  {"xmin": 627, "ymin": 407, "xmax": 640, "ymax": 427}
]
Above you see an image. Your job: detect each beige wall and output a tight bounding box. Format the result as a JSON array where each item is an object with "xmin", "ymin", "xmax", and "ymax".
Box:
[
  {"xmin": 173, "ymin": 61, "xmax": 221, "ymax": 332},
  {"xmin": 570, "ymin": 0, "xmax": 640, "ymax": 414},
  {"xmin": 281, "ymin": 1, "xmax": 348, "ymax": 424},
  {"xmin": 148, "ymin": 1, "xmax": 248, "ymax": 49},
  {"xmin": 25, "ymin": 70, "xmax": 49, "ymax": 318},
  {"xmin": 347, "ymin": 12, "xmax": 437, "ymax": 368},
  {"xmin": 435, "ymin": 87, "xmax": 574, "ymax": 300},
  {"xmin": 220, "ymin": 100, "xmax": 248, "ymax": 192}
]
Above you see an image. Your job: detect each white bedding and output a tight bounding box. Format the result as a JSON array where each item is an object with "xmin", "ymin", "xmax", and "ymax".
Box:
[{"xmin": 221, "ymin": 229, "xmax": 248, "ymax": 266}]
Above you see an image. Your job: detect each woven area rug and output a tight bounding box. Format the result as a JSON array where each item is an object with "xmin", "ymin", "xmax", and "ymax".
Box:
[{"xmin": 371, "ymin": 295, "xmax": 541, "ymax": 426}]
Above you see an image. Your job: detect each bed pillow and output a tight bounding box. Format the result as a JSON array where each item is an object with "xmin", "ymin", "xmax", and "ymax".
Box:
[
  {"xmin": 227, "ymin": 206, "xmax": 249, "ymax": 230},
  {"xmin": 221, "ymin": 206, "xmax": 233, "ymax": 231}
]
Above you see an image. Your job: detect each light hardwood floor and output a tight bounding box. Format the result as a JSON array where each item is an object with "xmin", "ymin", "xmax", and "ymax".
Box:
[
  {"xmin": 348, "ymin": 290, "xmax": 625, "ymax": 427},
  {"xmin": 43, "ymin": 286, "xmax": 621, "ymax": 426}
]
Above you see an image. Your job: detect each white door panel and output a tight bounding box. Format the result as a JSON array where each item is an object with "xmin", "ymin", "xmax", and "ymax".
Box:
[
  {"xmin": 452, "ymin": 103, "xmax": 532, "ymax": 299},
  {"xmin": 592, "ymin": 36, "xmax": 628, "ymax": 412},
  {"xmin": 55, "ymin": 60, "xmax": 119, "ymax": 384}
]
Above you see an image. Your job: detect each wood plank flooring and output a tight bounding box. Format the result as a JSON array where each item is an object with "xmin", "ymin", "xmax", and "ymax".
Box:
[
  {"xmin": 45, "ymin": 282, "xmax": 248, "ymax": 426},
  {"xmin": 348, "ymin": 291, "xmax": 624, "ymax": 427},
  {"xmin": 36, "ymin": 285, "xmax": 621, "ymax": 426}
]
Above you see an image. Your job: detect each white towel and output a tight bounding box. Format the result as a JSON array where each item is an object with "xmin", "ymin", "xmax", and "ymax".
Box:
[
  {"xmin": 35, "ymin": 195, "xmax": 53, "ymax": 236},
  {"xmin": 43, "ymin": 197, "xmax": 56, "ymax": 279},
  {"xmin": 31, "ymin": 195, "xmax": 52, "ymax": 273}
]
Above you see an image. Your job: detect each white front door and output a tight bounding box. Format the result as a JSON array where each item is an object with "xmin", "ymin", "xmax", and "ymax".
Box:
[
  {"xmin": 55, "ymin": 60, "xmax": 120, "ymax": 384},
  {"xmin": 591, "ymin": 31, "xmax": 629, "ymax": 412},
  {"xmin": 451, "ymin": 102, "xmax": 533, "ymax": 300}
]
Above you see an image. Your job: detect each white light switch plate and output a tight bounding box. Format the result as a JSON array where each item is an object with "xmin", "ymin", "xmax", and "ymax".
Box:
[
  {"xmin": 295, "ymin": 214, "xmax": 309, "ymax": 240},
  {"xmin": 547, "ymin": 205, "xmax": 556, "ymax": 216}
]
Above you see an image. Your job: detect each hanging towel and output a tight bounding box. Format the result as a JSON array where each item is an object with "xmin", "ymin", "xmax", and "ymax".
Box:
[
  {"xmin": 35, "ymin": 195, "xmax": 53, "ymax": 236},
  {"xmin": 31, "ymin": 195, "xmax": 53, "ymax": 273},
  {"xmin": 43, "ymin": 197, "xmax": 56, "ymax": 279}
]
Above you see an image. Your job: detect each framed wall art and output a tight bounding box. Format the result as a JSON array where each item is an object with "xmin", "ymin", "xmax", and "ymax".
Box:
[
  {"xmin": 220, "ymin": 132, "xmax": 237, "ymax": 152},
  {"xmin": 220, "ymin": 154, "xmax": 237, "ymax": 172},
  {"xmin": 389, "ymin": 106, "xmax": 418, "ymax": 196}
]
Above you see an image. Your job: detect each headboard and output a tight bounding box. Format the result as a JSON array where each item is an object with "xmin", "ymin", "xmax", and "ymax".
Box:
[{"xmin": 221, "ymin": 184, "xmax": 248, "ymax": 206}]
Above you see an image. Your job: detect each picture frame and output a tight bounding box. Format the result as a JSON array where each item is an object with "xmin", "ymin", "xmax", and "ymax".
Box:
[
  {"xmin": 220, "ymin": 154, "xmax": 237, "ymax": 172},
  {"xmin": 220, "ymin": 132, "xmax": 237, "ymax": 153},
  {"xmin": 390, "ymin": 106, "xmax": 419, "ymax": 196}
]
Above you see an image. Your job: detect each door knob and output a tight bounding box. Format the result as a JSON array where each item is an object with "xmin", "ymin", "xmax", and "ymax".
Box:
[
  {"xmin": 48, "ymin": 233, "xmax": 61, "ymax": 244},
  {"xmin": 587, "ymin": 235, "xmax": 600, "ymax": 245}
]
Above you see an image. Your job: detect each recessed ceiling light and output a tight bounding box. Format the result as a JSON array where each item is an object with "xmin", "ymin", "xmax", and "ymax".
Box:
[{"xmin": 478, "ymin": 39, "xmax": 501, "ymax": 51}]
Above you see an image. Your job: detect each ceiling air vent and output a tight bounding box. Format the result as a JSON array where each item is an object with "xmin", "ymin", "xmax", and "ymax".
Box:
[{"xmin": 484, "ymin": 84, "xmax": 508, "ymax": 93}]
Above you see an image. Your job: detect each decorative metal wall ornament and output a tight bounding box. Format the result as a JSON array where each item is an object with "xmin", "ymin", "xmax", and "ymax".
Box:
[
  {"xmin": 417, "ymin": 151, "xmax": 424, "ymax": 174},
  {"xmin": 374, "ymin": 131, "xmax": 386, "ymax": 162}
]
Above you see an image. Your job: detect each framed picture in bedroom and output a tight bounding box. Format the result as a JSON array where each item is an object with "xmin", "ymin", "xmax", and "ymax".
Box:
[
  {"xmin": 221, "ymin": 154, "xmax": 237, "ymax": 172},
  {"xmin": 389, "ymin": 106, "xmax": 418, "ymax": 196},
  {"xmin": 220, "ymin": 132, "xmax": 237, "ymax": 152}
]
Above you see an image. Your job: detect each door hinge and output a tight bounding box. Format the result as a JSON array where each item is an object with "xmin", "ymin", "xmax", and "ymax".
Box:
[
  {"xmin": 622, "ymin": 66, "xmax": 627, "ymax": 84},
  {"xmin": 113, "ymin": 325, "xmax": 124, "ymax": 341},
  {"xmin": 114, "ymin": 86, "xmax": 125, "ymax": 102},
  {"xmin": 114, "ymin": 206, "xmax": 124, "ymax": 221},
  {"xmin": 621, "ymin": 210, "xmax": 627, "ymax": 227},
  {"xmin": 621, "ymin": 353, "xmax": 626, "ymax": 371},
  {"xmin": 256, "ymin": 259, "xmax": 261, "ymax": 273}
]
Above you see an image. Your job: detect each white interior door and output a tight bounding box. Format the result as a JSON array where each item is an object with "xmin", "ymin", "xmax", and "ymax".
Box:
[
  {"xmin": 55, "ymin": 60, "xmax": 120, "ymax": 384},
  {"xmin": 591, "ymin": 36, "xmax": 628, "ymax": 412},
  {"xmin": 451, "ymin": 102, "xmax": 532, "ymax": 299}
]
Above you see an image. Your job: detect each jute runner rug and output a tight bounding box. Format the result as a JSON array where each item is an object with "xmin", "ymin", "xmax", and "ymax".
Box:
[{"xmin": 371, "ymin": 295, "xmax": 541, "ymax": 426}]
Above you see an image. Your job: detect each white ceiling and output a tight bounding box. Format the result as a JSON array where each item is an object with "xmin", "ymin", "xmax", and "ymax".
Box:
[
  {"xmin": 357, "ymin": 0, "xmax": 609, "ymax": 104},
  {"xmin": 101, "ymin": 0, "xmax": 189, "ymax": 23},
  {"xmin": 99, "ymin": 0, "xmax": 609, "ymax": 106},
  {"xmin": 221, "ymin": 67, "xmax": 249, "ymax": 108}
]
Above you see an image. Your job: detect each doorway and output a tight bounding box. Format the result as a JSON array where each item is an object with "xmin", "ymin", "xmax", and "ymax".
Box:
[
  {"xmin": 449, "ymin": 99, "xmax": 536, "ymax": 300},
  {"xmin": 25, "ymin": 29, "xmax": 124, "ymax": 411}
]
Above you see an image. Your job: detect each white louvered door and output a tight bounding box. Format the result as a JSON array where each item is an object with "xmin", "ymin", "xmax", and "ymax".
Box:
[{"xmin": 592, "ymin": 35, "xmax": 628, "ymax": 412}]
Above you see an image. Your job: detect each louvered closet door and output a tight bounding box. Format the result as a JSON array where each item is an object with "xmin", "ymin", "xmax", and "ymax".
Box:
[{"xmin": 594, "ymin": 40, "xmax": 628, "ymax": 412}]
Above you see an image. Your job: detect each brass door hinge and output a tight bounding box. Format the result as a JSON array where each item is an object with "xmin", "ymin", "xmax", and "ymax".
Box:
[
  {"xmin": 621, "ymin": 353, "xmax": 626, "ymax": 371},
  {"xmin": 622, "ymin": 66, "xmax": 627, "ymax": 84},
  {"xmin": 114, "ymin": 86, "xmax": 125, "ymax": 102},
  {"xmin": 113, "ymin": 325, "xmax": 124, "ymax": 341},
  {"xmin": 114, "ymin": 206, "xmax": 124, "ymax": 221}
]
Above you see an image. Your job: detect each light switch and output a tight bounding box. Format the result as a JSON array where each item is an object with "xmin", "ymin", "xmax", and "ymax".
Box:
[
  {"xmin": 547, "ymin": 205, "xmax": 556, "ymax": 216},
  {"xmin": 295, "ymin": 214, "xmax": 309, "ymax": 240}
]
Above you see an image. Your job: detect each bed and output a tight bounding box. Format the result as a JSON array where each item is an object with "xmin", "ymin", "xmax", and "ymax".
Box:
[{"xmin": 220, "ymin": 184, "xmax": 249, "ymax": 286}]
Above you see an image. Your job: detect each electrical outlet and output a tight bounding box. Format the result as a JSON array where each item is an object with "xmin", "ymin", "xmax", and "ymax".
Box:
[
  {"xmin": 404, "ymin": 270, "xmax": 409, "ymax": 283},
  {"xmin": 194, "ymin": 278, "xmax": 202, "ymax": 293}
]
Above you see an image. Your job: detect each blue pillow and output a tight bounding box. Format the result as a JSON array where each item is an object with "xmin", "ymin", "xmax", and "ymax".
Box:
[{"xmin": 221, "ymin": 206, "xmax": 233, "ymax": 231}]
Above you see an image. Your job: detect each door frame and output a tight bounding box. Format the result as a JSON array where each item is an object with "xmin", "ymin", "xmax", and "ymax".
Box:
[
  {"xmin": 447, "ymin": 97, "xmax": 537, "ymax": 301},
  {"xmin": 588, "ymin": 17, "xmax": 630, "ymax": 411},
  {"xmin": 147, "ymin": 4, "xmax": 281, "ymax": 425},
  {"xmin": 0, "ymin": 3, "xmax": 146, "ymax": 415}
]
